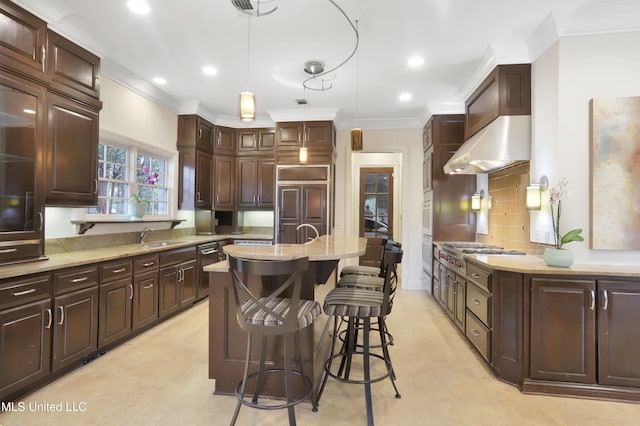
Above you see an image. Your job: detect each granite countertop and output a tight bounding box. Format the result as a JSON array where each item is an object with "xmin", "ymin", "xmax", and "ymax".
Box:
[
  {"xmin": 466, "ymin": 253, "xmax": 640, "ymax": 278},
  {"xmin": 221, "ymin": 235, "xmax": 367, "ymax": 262},
  {"xmin": 0, "ymin": 232, "xmax": 273, "ymax": 281}
]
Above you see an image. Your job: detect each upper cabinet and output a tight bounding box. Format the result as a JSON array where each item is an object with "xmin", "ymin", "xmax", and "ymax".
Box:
[
  {"xmin": 214, "ymin": 125, "xmax": 236, "ymax": 153},
  {"xmin": 47, "ymin": 30, "xmax": 101, "ymax": 105},
  {"xmin": 237, "ymin": 128, "xmax": 275, "ymax": 153},
  {"xmin": 0, "ymin": 0, "xmax": 48, "ymax": 82},
  {"xmin": 177, "ymin": 114, "xmax": 214, "ymax": 152},
  {"xmin": 465, "ymin": 64, "xmax": 531, "ymax": 139},
  {"xmin": 275, "ymin": 121, "xmax": 335, "ymax": 164}
]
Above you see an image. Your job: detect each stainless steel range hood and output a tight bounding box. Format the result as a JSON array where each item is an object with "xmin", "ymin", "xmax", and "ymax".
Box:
[{"xmin": 443, "ymin": 115, "xmax": 531, "ymax": 174}]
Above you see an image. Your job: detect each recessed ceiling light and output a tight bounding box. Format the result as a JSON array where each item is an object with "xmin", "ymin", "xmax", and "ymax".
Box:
[
  {"xmin": 127, "ymin": 0, "xmax": 150, "ymax": 15},
  {"xmin": 153, "ymin": 77, "xmax": 167, "ymax": 85},
  {"xmin": 408, "ymin": 56, "xmax": 424, "ymax": 67},
  {"xmin": 202, "ymin": 66, "xmax": 217, "ymax": 76},
  {"xmin": 399, "ymin": 93, "xmax": 412, "ymax": 101}
]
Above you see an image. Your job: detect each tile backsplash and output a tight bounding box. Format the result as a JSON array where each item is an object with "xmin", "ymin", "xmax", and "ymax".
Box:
[{"xmin": 477, "ymin": 162, "xmax": 545, "ymax": 255}]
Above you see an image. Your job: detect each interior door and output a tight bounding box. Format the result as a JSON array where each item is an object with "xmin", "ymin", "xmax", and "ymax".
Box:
[{"xmin": 359, "ymin": 168, "xmax": 393, "ymax": 267}]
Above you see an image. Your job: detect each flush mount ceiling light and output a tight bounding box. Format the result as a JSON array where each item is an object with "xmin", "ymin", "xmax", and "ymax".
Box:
[
  {"xmin": 303, "ymin": 0, "xmax": 359, "ymax": 92},
  {"xmin": 202, "ymin": 66, "xmax": 217, "ymax": 76},
  {"xmin": 408, "ymin": 56, "xmax": 424, "ymax": 68}
]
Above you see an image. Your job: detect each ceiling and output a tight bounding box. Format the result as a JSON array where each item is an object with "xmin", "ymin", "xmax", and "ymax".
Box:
[{"xmin": 13, "ymin": 0, "xmax": 640, "ymax": 129}]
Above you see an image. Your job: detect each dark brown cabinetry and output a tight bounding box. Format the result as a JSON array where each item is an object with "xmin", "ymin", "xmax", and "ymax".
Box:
[
  {"xmin": 275, "ymin": 121, "xmax": 334, "ymax": 164},
  {"xmin": 277, "ymin": 184, "xmax": 327, "ymax": 244},
  {"xmin": 159, "ymin": 247, "xmax": 197, "ymax": 318},
  {"xmin": 425, "ymin": 114, "xmax": 476, "ymax": 243},
  {"xmin": 214, "ymin": 125, "xmax": 236, "ymax": 152},
  {"xmin": 465, "ymin": 262, "xmax": 492, "ymax": 362},
  {"xmin": 45, "ymin": 93, "xmax": 99, "ymax": 206},
  {"xmin": 0, "ymin": 274, "xmax": 52, "ymax": 401},
  {"xmin": 465, "ymin": 64, "xmax": 531, "ymax": 139},
  {"xmin": 0, "ymin": 70, "xmax": 46, "ymax": 265},
  {"xmin": 237, "ymin": 157, "xmax": 275, "ymax": 208},
  {"xmin": 98, "ymin": 260, "xmax": 133, "ymax": 348},
  {"xmin": 47, "ymin": 30, "xmax": 101, "ymax": 102},
  {"xmin": 214, "ymin": 155, "xmax": 235, "ymax": 210},
  {"xmin": 132, "ymin": 254, "xmax": 159, "ymax": 330},
  {"xmin": 237, "ymin": 128, "xmax": 275, "ymax": 152},
  {"xmin": 177, "ymin": 115, "xmax": 214, "ymax": 210},
  {"xmin": 52, "ymin": 266, "xmax": 99, "ymax": 371},
  {"xmin": 0, "ymin": 0, "xmax": 48, "ymax": 82}
]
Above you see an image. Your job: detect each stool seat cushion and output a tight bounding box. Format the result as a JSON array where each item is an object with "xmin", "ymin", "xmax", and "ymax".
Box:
[
  {"xmin": 340, "ymin": 265, "xmax": 381, "ymax": 277},
  {"xmin": 323, "ymin": 288, "xmax": 384, "ymax": 317},
  {"xmin": 338, "ymin": 274, "xmax": 384, "ymax": 290},
  {"xmin": 241, "ymin": 297, "xmax": 321, "ymax": 329}
]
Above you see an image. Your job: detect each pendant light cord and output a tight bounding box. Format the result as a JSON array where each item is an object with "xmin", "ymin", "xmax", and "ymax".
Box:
[
  {"xmin": 355, "ymin": 19, "xmax": 359, "ymax": 129},
  {"xmin": 246, "ymin": 15, "xmax": 251, "ymax": 91}
]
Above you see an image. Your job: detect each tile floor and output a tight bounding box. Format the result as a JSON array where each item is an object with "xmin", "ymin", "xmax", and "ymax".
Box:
[{"xmin": 2, "ymin": 288, "xmax": 640, "ymax": 426}]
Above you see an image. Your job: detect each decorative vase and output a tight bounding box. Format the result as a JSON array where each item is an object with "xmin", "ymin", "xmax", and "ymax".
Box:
[
  {"xmin": 544, "ymin": 247, "xmax": 573, "ymax": 268},
  {"xmin": 130, "ymin": 202, "xmax": 147, "ymax": 219}
]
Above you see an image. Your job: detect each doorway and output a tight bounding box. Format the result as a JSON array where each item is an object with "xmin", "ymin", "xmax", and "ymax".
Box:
[{"xmin": 359, "ymin": 167, "xmax": 393, "ymax": 267}]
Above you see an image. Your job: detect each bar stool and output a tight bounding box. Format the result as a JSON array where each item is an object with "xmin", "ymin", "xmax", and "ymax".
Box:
[
  {"xmin": 316, "ymin": 249, "xmax": 403, "ymax": 426},
  {"xmin": 339, "ymin": 239, "xmax": 399, "ymax": 279},
  {"xmin": 227, "ymin": 255, "xmax": 321, "ymax": 426}
]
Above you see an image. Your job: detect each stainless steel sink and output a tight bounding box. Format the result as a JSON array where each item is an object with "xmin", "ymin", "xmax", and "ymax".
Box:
[{"xmin": 142, "ymin": 241, "xmax": 186, "ymax": 249}]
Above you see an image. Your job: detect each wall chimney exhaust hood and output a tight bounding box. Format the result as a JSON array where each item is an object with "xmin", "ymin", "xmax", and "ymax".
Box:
[{"xmin": 443, "ymin": 115, "xmax": 531, "ymax": 174}]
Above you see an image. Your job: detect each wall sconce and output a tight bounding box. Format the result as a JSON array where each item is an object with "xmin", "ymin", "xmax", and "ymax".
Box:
[
  {"xmin": 526, "ymin": 175, "xmax": 549, "ymax": 210},
  {"xmin": 471, "ymin": 189, "xmax": 484, "ymax": 212}
]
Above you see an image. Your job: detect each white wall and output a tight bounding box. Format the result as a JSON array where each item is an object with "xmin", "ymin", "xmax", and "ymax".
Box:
[
  {"xmin": 45, "ymin": 76, "xmax": 191, "ymax": 239},
  {"xmin": 530, "ymin": 31, "xmax": 640, "ymax": 264},
  {"xmin": 334, "ymin": 128, "xmax": 424, "ymax": 290}
]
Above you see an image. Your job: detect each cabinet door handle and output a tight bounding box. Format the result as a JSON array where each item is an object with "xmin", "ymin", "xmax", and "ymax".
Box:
[
  {"xmin": 13, "ymin": 288, "xmax": 36, "ymax": 297},
  {"xmin": 93, "ymin": 179, "xmax": 98, "ymax": 195},
  {"xmin": 129, "ymin": 284, "xmax": 134, "ymax": 300},
  {"xmin": 37, "ymin": 211, "xmax": 44, "ymax": 231},
  {"xmin": 58, "ymin": 306, "xmax": 65, "ymax": 325},
  {"xmin": 589, "ymin": 289, "xmax": 596, "ymax": 310},
  {"xmin": 41, "ymin": 45, "xmax": 46, "ymax": 71},
  {"xmin": 471, "ymin": 273, "xmax": 481, "ymax": 278},
  {"xmin": 45, "ymin": 308, "xmax": 52, "ymax": 329},
  {"xmin": 602, "ymin": 290, "xmax": 609, "ymax": 310},
  {"xmin": 253, "ymin": 195, "xmax": 256, "ymax": 205},
  {"xmin": 143, "ymin": 284, "xmax": 154, "ymax": 289},
  {"xmin": 71, "ymin": 277, "xmax": 88, "ymax": 283},
  {"xmin": 143, "ymin": 261, "xmax": 155, "ymax": 267},
  {"xmin": 0, "ymin": 248, "xmax": 18, "ymax": 254},
  {"xmin": 198, "ymin": 129, "xmax": 202, "ymax": 140},
  {"xmin": 112, "ymin": 268, "xmax": 127, "ymax": 274},
  {"xmin": 470, "ymin": 329, "xmax": 481, "ymax": 337},
  {"xmin": 471, "ymin": 298, "xmax": 481, "ymax": 305},
  {"xmin": 197, "ymin": 191, "xmax": 202, "ymax": 202}
]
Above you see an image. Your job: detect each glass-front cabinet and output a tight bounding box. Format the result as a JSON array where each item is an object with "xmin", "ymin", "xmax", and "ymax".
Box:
[{"xmin": 0, "ymin": 70, "xmax": 46, "ymax": 264}]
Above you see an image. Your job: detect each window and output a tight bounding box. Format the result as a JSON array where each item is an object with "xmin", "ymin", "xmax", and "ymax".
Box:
[{"xmin": 86, "ymin": 142, "xmax": 171, "ymax": 217}]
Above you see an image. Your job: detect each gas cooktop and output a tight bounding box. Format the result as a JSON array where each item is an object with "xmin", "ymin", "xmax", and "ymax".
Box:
[{"xmin": 442, "ymin": 242, "xmax": 526, "ymax": 255}]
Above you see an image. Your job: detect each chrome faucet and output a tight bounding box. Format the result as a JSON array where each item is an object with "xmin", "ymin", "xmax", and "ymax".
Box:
[
  {"xmin": 140, "ymin": 226, "xmax": 153, "ymax": 244},
  {"xmin": 296, "ymin": 223, "xmax": 319, "ymax": 243}
]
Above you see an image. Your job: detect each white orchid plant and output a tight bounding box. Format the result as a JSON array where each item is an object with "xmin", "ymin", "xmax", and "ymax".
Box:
[{"xmin": 549, "ymin": 178, "xmax": 584, "ymax": 249}]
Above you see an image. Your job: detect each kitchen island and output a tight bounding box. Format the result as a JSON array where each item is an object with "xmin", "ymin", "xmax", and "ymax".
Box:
[{"xmin": 205, "ymin": 235, "xmax": 367, "ymax": 398}]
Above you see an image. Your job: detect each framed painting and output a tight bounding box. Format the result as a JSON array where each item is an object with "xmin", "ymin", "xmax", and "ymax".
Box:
[{"xmin": 590, "ymin": 96, "xmax": 640, "ymax": 250}]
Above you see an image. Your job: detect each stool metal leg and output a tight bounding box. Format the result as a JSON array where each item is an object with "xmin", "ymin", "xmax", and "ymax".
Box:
[
  {"xmin": 378, "ymin": 316, "xmax": 401, "ymax": 398},
  {"xmin": 231, "ymin": 332, "xmax": 253, "ymax": 426},
  {"xmin": 315, "ymin": 315, "xmax": 339, "ymax": 407},
  {"xmin": 284, "ymin": 333, "xmax": 296, "ymax": 425},
  {"xmin": 363, "ymin": 317, "xmax": 374, "ymax": 426},
  {"xmin": 252, "ymin": 335, "xmax": 268, "ymax": 404}
]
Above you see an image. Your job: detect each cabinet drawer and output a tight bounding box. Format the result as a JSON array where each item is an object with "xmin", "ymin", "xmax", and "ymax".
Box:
[
  {"xmin": 159, "ymin": 246, "xmax": 196, "ymax": 267},
  {"xmin": 0, "ymin": 274, "xmax": 52, "ymax": 310},
  {"xmin": 466, "ymin": 282, "xmax": 491, "ymax": 327},
  {"xmin": 0, "ymin": 240, "xmax": 42, "ymax": 265},
  {"xmin": 467, "ymin": 262, "xmax": 491, "ymax": 292},
  {"xmin": 466, "ymin": 310, "xmax": 491, "ymax": 362},
  {"xmin": 134, "ymin": 254, "xmax": 159, "ymax": 274},
  {"xmin": 100, "ymin": 259, "xmax": 132, "ymax": 283},
  {"xmin": 55, "ymin": 266, "xmax": 99, "ymax": 295}
]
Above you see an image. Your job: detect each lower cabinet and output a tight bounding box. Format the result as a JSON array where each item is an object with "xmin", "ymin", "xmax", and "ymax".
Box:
[
  {"xmin": 98, "ymin": 260, "xmax": 133, "ymax": 347},
  {"xmin": 0, "ymin": 298, "xmax": 52, "ymax": 401},
  {"xmin": 159, "ymin": 247, "xmax": 197, "ymax": 318},
  {"xmin": 132, "ymin": 254, "xmax": 159, "ymax": 331},
  {"xmin": 53, "ymin": 286, "xmax": 99, "ymax": 371}
]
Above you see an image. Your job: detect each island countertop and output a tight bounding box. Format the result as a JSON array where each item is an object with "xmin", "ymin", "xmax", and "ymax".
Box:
[{"xmin": 221, "ymin": 235, "xmax": 367, "ymax": 262}]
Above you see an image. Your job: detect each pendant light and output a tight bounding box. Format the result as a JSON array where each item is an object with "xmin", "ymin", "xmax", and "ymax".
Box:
[
  {"xmin": 299, "ymin": 87, "xmax": 308, "ymax": 163},
  {"xmin": 239, "ymin": 14, "xmax": 255, "ymax": 121},
  {"xmin": 351, "ymin": 20, "xmax": 363, "ymax": 151}
]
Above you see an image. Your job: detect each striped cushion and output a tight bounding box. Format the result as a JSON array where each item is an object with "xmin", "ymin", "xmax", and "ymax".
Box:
[
  {"xmin": 340, "ymin": 265, "xmax": 381, "ymax": 277},
  {"xmin": 241, "ymin": 297, "xmax": 321, "ymax": 329},
  {"xmin": 323, "ymin": 288, "xmax": 383, "ymax": 317},
  {"xmin": 337, "ymin": 274, "xmax": 384, "ymax": 291}
]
